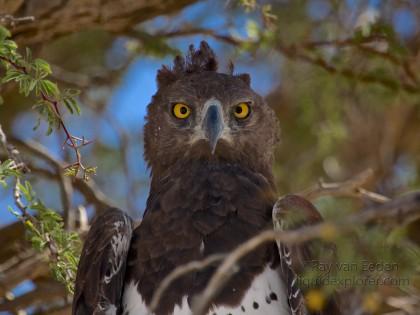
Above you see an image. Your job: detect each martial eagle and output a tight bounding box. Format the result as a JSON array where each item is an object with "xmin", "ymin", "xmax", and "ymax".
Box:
[{"xmin": 72, "ymin": 42, "xmax": 339, "ymax": 315}]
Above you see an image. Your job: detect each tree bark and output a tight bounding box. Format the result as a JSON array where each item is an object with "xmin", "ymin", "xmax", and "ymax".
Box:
[{"xmin": 1, "ymin": 0, "xmax": 198, "ymax": 45}]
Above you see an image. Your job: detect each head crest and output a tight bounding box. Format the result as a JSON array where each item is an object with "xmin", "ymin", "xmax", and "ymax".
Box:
[
  {"xmin": 156, "ymin": 41, "xmax": 218, "ymax": 88},
  {"xmin": 156, "ymin": 41, "xmax": 251, "ymax": 88}
]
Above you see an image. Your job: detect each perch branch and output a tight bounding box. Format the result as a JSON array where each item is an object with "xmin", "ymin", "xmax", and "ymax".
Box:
[{"xmin": 298, "ymin": 168, "xmax": 390, "ymax": 203}]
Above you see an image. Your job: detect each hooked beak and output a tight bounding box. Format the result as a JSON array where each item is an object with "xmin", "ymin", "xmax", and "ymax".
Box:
[{"xmin": 202, "ymin": 102, "xmax": 224, "ymax": 154}]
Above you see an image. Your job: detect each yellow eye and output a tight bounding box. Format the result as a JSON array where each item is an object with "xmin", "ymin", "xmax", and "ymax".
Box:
[
  {"xmin": 233, "ymin": 103, "xmax": 250, "ymax": 119},
  {"xmin": 172, "ymin": 103, "xmax": 191, "ymax": 119}
]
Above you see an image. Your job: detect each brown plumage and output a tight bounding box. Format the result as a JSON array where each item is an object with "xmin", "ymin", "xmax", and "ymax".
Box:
[
  {"xmin": 73, "ymin": 41, "xmax": 338, "ymax": 315},
  {"xmin": 131, "ymin": 41, "xmax": 280, "ymax": 314}
]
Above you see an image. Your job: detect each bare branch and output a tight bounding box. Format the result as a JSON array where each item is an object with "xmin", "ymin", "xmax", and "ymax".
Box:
[
  {"xmin": 4, "ymin": 0, "xmax": 198, "ymax": 45},
  {"xmin": 298, "ymin": 168, "xmax": 390, "ymax": 203},
  {"xmin": 0, "ymin": 124, "xmax": 28, "ymax": 173},
  {"xmin": 0, "ymin": 252, "xmax": 48, "ymax": 297},
  {"xmin": 275, "ymin": 40, "xmax": 419, "ymax": 94},
  {"xmin": 0, "ymin": 124, "xmax": 35, "ymax": 223},
  {"xmin": 0, "ymin": 281, "xmax": 66, "ymax": 312},
  {"xmin": 0, "ymin": 14, "xmax": 35, "ymax": 27},
  {"xmin": 59, "ymin": 169, "xmax": 74, "ymax": 229},
  {"xmin": 9, "ymin": 138, "xmax": 115, "ymax": 212}
]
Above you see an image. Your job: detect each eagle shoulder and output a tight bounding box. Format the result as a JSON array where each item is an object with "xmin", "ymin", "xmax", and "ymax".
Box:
[{"xmin": 73, "ymin": 208, "xmax": 133, "ymax": 315}]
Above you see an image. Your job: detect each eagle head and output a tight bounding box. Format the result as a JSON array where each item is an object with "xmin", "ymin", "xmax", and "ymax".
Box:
[{"xmin": 144, "ymin": 41, "xmax": 280, "ymax": 177}]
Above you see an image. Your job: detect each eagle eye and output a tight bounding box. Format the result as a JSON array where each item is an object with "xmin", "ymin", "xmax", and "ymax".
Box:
[
  {"xmin": 172, "ymin": 103, "xmax": 191, "ymax": 119},
  {"xmin": 233, "ymin": 103, "xmax": 250, "ymax": 119}
]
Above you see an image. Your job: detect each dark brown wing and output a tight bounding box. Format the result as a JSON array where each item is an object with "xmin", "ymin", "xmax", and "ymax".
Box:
[
  {"xmin": 273, "ymin": 194, "xmax": 341, "ymax": 315},
  {"xmin": 72, "ymin": 208, "xmax": 133, "ymax": 315}
]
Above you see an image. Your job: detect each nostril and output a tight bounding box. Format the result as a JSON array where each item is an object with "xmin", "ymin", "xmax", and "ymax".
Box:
[{"xmin": 208, "ymin": 105, "xmax": 219, "ymax": 123}]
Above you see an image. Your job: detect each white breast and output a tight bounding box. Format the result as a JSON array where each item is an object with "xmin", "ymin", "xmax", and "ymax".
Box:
[{"xmin": 122, "ymin": 266, "xmax": 290, "ymax": 315}]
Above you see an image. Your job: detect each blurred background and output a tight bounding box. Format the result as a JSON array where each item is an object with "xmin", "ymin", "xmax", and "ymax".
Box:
[{"xmin": 0, "ymin": 0, "xmax": 420, "ymax": 314}]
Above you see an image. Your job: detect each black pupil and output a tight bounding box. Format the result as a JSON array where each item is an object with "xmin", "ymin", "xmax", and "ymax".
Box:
[
  {"xmin": 236, "ymin": 106, "xmax": 243, "ymax": 114},
  {"xmin": 180, "ymin": 106, "xmax": 188, "ymax": 114}
]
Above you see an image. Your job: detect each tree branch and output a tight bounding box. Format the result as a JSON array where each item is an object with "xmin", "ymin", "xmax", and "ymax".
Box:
[
  {"xmin": 9, "ymin": 138, "xmax": 115, "ymax": 212},
  {"xmin": 3, "ymin": 0, "xmax": 198, "ymax": 45},
  {"xmin": 275, "ymin": 40, "xmax": 419, "ymax": 94},
  {"xmin": 299, "ymin": 168, "xmax": 390, "ymax": 203}
]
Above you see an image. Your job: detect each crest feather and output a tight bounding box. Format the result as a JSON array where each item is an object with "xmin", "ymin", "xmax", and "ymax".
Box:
[{"xmin": 156, "ymin": 41, "xmax": 218, "ymax": 88}]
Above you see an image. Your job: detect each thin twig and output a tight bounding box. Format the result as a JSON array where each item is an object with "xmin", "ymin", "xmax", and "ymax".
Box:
[
  {"xmin": 149, "ymin": 254, "xmax": 226, "ymax": 313},
  {"xmin": 59, "ymin": 170, "xmax": 73, "ymax": 229},
  {"xmin": 8, "ymin": 138, "xmax": 115, "ymax": 211},
  {"xmin": 0, "ymin": 124, "xmax": 33, "ymax": 222},
  {"xmin": 0, "ymin": 124, "xmax": 28, "ymax": 173}
]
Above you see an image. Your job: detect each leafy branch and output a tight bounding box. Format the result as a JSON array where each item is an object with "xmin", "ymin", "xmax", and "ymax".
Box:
[
  {"xmin": 0, "ymin": 124, "xmax": 81, "ymax": 293},
  {"xmin": 0, "ymin": 22, "xmax": 85, "ymax": 293},
  {"xmin": 0, "ymin": 26, "xmax": 96, "ymax": 179},
  {"xmin": 9, "ymin": 179, "xmax": 81, "ymax": 293}
]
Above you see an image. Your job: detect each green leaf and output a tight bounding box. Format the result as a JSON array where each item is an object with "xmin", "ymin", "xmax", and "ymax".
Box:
[
  {"xmin": 246, "ymin": 20, "xmax": 260, "ymax": 40},
  {"xmin": 0, "ymin": 26, "xmax": 11, "ymax": 40},
  {"xmin": 2, "ymin": 39, "xmax": 17, "ymax": 51},
  {"xmin": 28, "ymin": 77, "xmax": 38, "ymax": 93},
  {"xmin": 64, "ymin": 166, "xmax": 78, "ymax": 177},
  {"xmin": 0, "ymin": 160, "xmax": 20, "ymax": 186},
  {"xmin": 2, "ymin": 69, "xmax": 25, "ymax": 83},
  {"xmin": 7, "ymin": 206, "xmax": 21, "ymax": 217},
  {"xmin": 39, "ymin": 79, "xmax": 59, "ymax": 98},
  {"xmin": 63, "ymin": 97, "xmax": 74, "ymax": 114},
  {"xmin": 63, "ymin": 97, "xmax": 81, "ymax": 115},
  {"xmin": 34, "ymin": 58, "xmax": 52, "ymax": 78}
]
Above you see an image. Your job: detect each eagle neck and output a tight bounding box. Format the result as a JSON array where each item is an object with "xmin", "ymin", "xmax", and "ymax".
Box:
[{"xmin": 149, "ymin": 158, "xmax": 276, "ymax": 194}]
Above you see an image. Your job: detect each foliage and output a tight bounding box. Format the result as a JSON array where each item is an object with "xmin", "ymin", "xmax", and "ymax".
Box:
[
  {"xmin": 0, "ymin": 159, "xmax": 19, "ymax": 187},
  {"xmin": 0, "ymin": 25, "xmax": 95, "ymax": 179},
  {"xmin": 0, "ymin": 25, "xmax": 82, "ymax": 294},
  {"xmin": 0, "ymin": 27, "xmax": 80, "ymax": 134},
  {"xmin": 0, "ymin": 159, "xmax": 81, "ymax": 293}
]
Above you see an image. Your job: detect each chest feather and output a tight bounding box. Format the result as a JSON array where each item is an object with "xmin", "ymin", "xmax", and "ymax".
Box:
[{"xmin": 122, "ymin": 266, "xmax": 290, "ymax": 315}]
